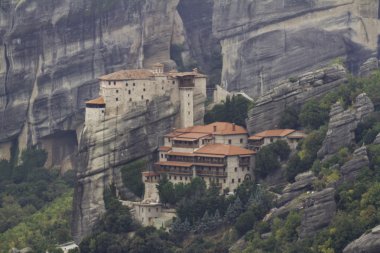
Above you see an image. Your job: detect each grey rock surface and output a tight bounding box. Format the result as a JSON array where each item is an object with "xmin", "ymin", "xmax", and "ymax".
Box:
[
  {"xmin": 373, "ymin": 133, "xmax": 380, "ymax": 145},
  {"xmin": 344, "ymin": 225, "xmax": 380, "ymax": 253},
  {"xmin": 266, "ymin": 187, "xmax": 336, "ymax": 238},
  {"xmin": 214, "ymin": 0, "xmax": 380, "ymax": 97},
  {"xmin": 247, "ymin": 65, "xmax": 347, "ymax": 133},
  {"xmin": 318, "ymin": 94, "xmax": 374, "ymax": 158},
  {"xmin": 278, "ymin": 171, "xmax": 316, "ymax": 206},
  {"xmin": 1, "ymin": 0, "xmax": 379, "ymax": 165},
  {"xmin": 298, "ymin": 188, "xmax": 336, "ymax": 239},
  {"xmin": 340, "ymin": 146, "xmax": 369, "ymax": 182}
]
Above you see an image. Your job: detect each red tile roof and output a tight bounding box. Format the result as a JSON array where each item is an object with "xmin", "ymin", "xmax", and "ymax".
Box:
[
  {"xmin": 99, "ymin": 69, "xmax": 154, "ymax": 81},
  {"xmin": 249, "ymin": 129, "xmax": 296, "ymax": 140},
  {"xmin": 159, "ymin": 146, "xmax": 172, "ymax": 152},
  {"xmin": 175, "ymin": 122, "xmax": 248, "ymax": 136},
  {"xmin": 156, "ymin": 161, "xmax": 193, "ymax": 167},
  {"xmin": 195, "ymin": 144, "xmax": 255, "ymax": 156},
  {"xmin": 85, "ymin": 96, "xmax": 105, "ymax": 105}
]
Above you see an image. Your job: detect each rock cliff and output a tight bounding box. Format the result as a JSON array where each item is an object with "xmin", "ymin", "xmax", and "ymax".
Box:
[
  {"xmin": 318, "ymin": 93, "xmax": 374, "ymax": 158},
  {"xmin": 344, "ymin": 225, "xmax": 380, "ymax": 253},
  {"xmin": 247, "ymin": 65, "xmax": 347, "ymax": 133},
  {"xmin": 1, "ymin": 0, "xmax": 379, "ymax": 166}
]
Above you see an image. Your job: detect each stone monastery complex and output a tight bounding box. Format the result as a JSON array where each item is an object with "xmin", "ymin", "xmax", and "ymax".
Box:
[{"xmin": 85, "ymin": 64, "xmax": 306, "ymax": 227}]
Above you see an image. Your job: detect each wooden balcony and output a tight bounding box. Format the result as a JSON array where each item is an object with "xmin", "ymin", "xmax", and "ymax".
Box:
[{"xmin": 196, "ymin": 171, "xmax": 227, "ymax": 178}]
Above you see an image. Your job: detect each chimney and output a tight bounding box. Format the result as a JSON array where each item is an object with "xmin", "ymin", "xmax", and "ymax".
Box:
[
  {"xmin": 193, "ymin": 68, "xmax": 198, "ymax": 73},
  {"xmin": 213, "ymin": 125, "xmax": 217, "ymax": 132},
  {"xmin": 233, "ymin": 123, "xmax": 236, "ymax": 131}
]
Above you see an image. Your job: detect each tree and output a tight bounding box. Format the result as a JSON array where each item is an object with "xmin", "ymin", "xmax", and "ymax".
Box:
[
  {"xmin": 255, "ymin": 145, "xmax": 281, "ymax": 178},
  {"xmin": 299, "ymin": 100, "xmax": 329, "ymax": 130},
  {"xmin": 121, "ymin": 159, "xmax": 146, "ymax": 198},
  {"xmin": 156, "ymin": 175, "xmax": 175, "ymax": 206},
  {"xmin": 235, "ymin": 210, "xmax": 255, "ymax": 236},
  {"xmin": 279, "ymin": 106, "xmax": 300, "ymax": 129}
]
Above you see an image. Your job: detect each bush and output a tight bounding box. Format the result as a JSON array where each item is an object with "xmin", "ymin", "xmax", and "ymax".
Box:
[
  {"xmin": 235, "ymin": 210, "xmax": 255, "ymax": 236},
  {"xmin": 299, "ymin": 100, "xmax": 329, "ymax": 130}
]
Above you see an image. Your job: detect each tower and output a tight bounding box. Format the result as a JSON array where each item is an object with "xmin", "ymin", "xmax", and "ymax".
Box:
[
  {"xmin": 85, "ymin": 97, "xmax": 106, "ymax": 128},
  {"xmin": 178, "ymin": 74, "xmax": 195, "ymax": 128}
]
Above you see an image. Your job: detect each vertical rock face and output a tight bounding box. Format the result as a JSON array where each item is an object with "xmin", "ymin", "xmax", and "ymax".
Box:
[
  {"xmin": 0, "ymin": 0, "xmax": 181, "ymax": 164},
  {"xmin": 73, "ymin": 96, "xmax": 177, "ymax": 242},
  {"xmin": 339, "ymin": 146, "xmax": 369, "ymax": 182},
  {"xmin": 318, "ymin": 93, "xmax": 374, "ymax": 158},
  {"xmin": 1, "ymin": 0, "xmax": 379, "ymax": 165},
  {"xmin": 214, "ymin": 0, "xmax": 380, "ymax": 96},
  {"xmin": 246, "ymin": 65, "xmax": 347, "ymax": 134}
]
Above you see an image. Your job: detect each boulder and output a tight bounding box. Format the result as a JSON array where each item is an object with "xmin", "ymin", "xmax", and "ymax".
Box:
[
  {"xmin": 278, "ymin": 171, "xmax": 316, "ymax": 206},
  {"xmin": 339, "ymin": 146, "xmax": 369, "ymax": 182},
  {"xmin": 343, "ymin": 225, "xmax": 380, "ymax": 253},
  {"xmin": 373, "ymin": 133, "xmax": 380, "ymax": 145},
  {"xmin": 318, "ymin": 94, "xmax": 374, "ymax": 158},
  {"xmin": 266, "ymin": 188, "xmax": 336, "ymax": 239}
]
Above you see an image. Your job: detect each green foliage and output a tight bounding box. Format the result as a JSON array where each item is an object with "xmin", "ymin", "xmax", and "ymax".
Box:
[
  {"xmin": 0, "ymin": 148, "xmax": 74, "ymax": 252},
  {"xmin": 286, "ymin": 126, "xmax": 327, "ymax": 182},
  {"xmin": 205, "ymin": 95, "xmax": 254, "ymax": 127},
  {"xmin": 156, "ymin": 175, "xmax": 176, "ymax": 206},
  {"xmin": 355, "ymin": 113, "xmax": 380, "ymax": 145},
  {"xmin": 0, "ymin": 191, "xmax": 73, "ymax": 252},
  {"xmin": 121, "ymin": 159, "xmax": 146, "ymax": 198},
  {"xmin": 299, "ymin": 99, "xmax": 329, "ymax": 130},
  {"xmin": 255, "ymin": 140, "xmax": 291, "ymax": 178},
  {"xmin": 278, "ymin": 106, "xmax": 300, "ymax": 129}
]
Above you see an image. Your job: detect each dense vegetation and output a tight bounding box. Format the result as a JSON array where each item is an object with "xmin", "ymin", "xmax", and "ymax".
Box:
[
  {"xmin": 205, "ymin": 95, "xmax": 253, "ymax": 127},
  {"xmin": 121, "ymin": 159, "xmax": 146, "ymax": 198},
  {"xmin": 0, "ymin": 148, "xmax": 75, "ymax": 252}
]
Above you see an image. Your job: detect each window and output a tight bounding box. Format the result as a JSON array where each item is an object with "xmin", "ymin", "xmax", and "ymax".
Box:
[
  {"xmin": 232, "ymin": 179, "xmax": 235, "ymax": 183},
  {"xmin": 161, "ymin": 154, "xmax": 163, "ymax": 158},
  {"xmin": 156, "ymin": 208, "xmax": 159, "ymax": 212},
  {"xmin": 143, "ymin": 88, "xmax": 146, "ymax": 92},
  {"xmin": 188, "ymin": 94, "xmax": 190, "ymax": 97},
  {"xmin": 162, "ymin": 86, "xmax": 164, "ymax": 90},
  {"xmin": 148, "ymin": 208, "xmax": 151, "ymax": 212},
  {"xmin": 108, "ymin": 81, "xmax": 111, "ymax": 85},
  {"xmin": 116, "ymin": 90, "xmax": 119, "ymax": 93},
  {"xmin": 133, "ymin": 83, "xmax": 136, "ymax": 86},
  {"xmin": 116, "ymin": 98, "xmax": 119, "ymax": 101},
  {"xmin": 228, "ymin": 139, "xmax": 232, "ymax": 144},
  {"xmin": 188, "ymin": 111, "xmax": 190, "ymax": 115},
  {"xmin": 238, "ymin": 178, "xmax": 241, "ymax": 183},
  {"xmin": 126, "ymin": 83, "xmax": 128, "ymax": 86},
  {"xmin": 128, "ymin": 90, "xmax": 131, "ymax": 95},
  {"xmin": 180, "ymin": 176, "xmax": 182, "ymax": 180},
  {"xmin": 270, "ymin": 138, "xmax": 274, "ymax": 143},
  {"xmin": 114, "ymin": 81, "xmax": 116, "ymax": 85},
  {"xmin": 240, "ymin": 138, "xmax": 243, "ymax": 144},
  {"xmin": 185, "ymin": 177, "xmax": 188, "ymax": 181},
  {"xmin": 142, "ymin": 95, "xmax": 144, "ymax": 100},
  {"xmin": 169, "ymin": 176, "xmax": 172, "ymax": 180},
  {"xmin": 172, "ymin": 81, "xmax": 175, "ymax": 84},
  {"xmin": 234, "ymin": 167, "xmax": 237, "ymax": 172},
  {"xmin": 224, "ymin": 179, "xmax": 226, "ymax": 183},
  {"xmin": 174, "ymin": 176, "xmax": 177, "ymax": 180},
  {"xmin": 101, "ymin": 110, "xmax": 104, "ymax": 113},
  {"xmin": 188, "ymin": 103, "xmax": 190, "ymax": 106},
  {"xmin": 130, "ymin": 98, "xmax": 132, "ymax": 102}
]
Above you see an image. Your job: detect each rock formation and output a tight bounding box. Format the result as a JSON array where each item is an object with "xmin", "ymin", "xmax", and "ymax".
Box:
[
  {"xmin": 266, "ymin": 188, "xmax": 336, "ymax": 238},
  {"xmin": 318, "ymin": 94, "xmax": 374, "ymax": 158},
  {"xmin": 278, "ymin": 171, "xmax": 316, "ymax": 206},
  {"xmin": 1, "ymin": 0, "xmax": 379, "ymax": 167},
  {"xmin": 344, "ymin": 225, "xmax": 380, "ymax": 253},
  {"xmin": 247, "ymin": 65, "xmax": 347, "ymax": 133},
  {"xmin": 339, "ymin": 146, "xmax": 369, "ymax": 182}
]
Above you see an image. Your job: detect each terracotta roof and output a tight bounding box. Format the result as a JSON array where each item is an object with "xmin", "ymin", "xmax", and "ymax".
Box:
[
  {"xmin": 156, "ymin": 161, "xmax": 193, "ymax": 167},
  {"xmin": 86, "ymin": 96, "xmax": 105, "ymax": 105},
  {"xmin": 174, "ymin": 132, "xmax": 211, "ymax": 141},
  {"xmin": 143, "ymin": 171, "xmax": 160, "ymax": 177},
  {"xmin": 176, "ymin": 122, "xmax": 248, "ymax": 136},
  {"xmin": 167, "ymin": 152, "xmax": 195, "ymax": 157},
  {"xmin": 159, "ymin": 146, "xmax": 172, "ymax": 152},
  {"xmin": 99, "ymin": 69, "xmax": 154, "ymax": 81},
  {"xmin": 195, "ymin": 144, "xmax": 255, "ymax": 156},
  {"xmin": 249, "ymin": 129, "xmax": 296, "ymax": 139}
]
